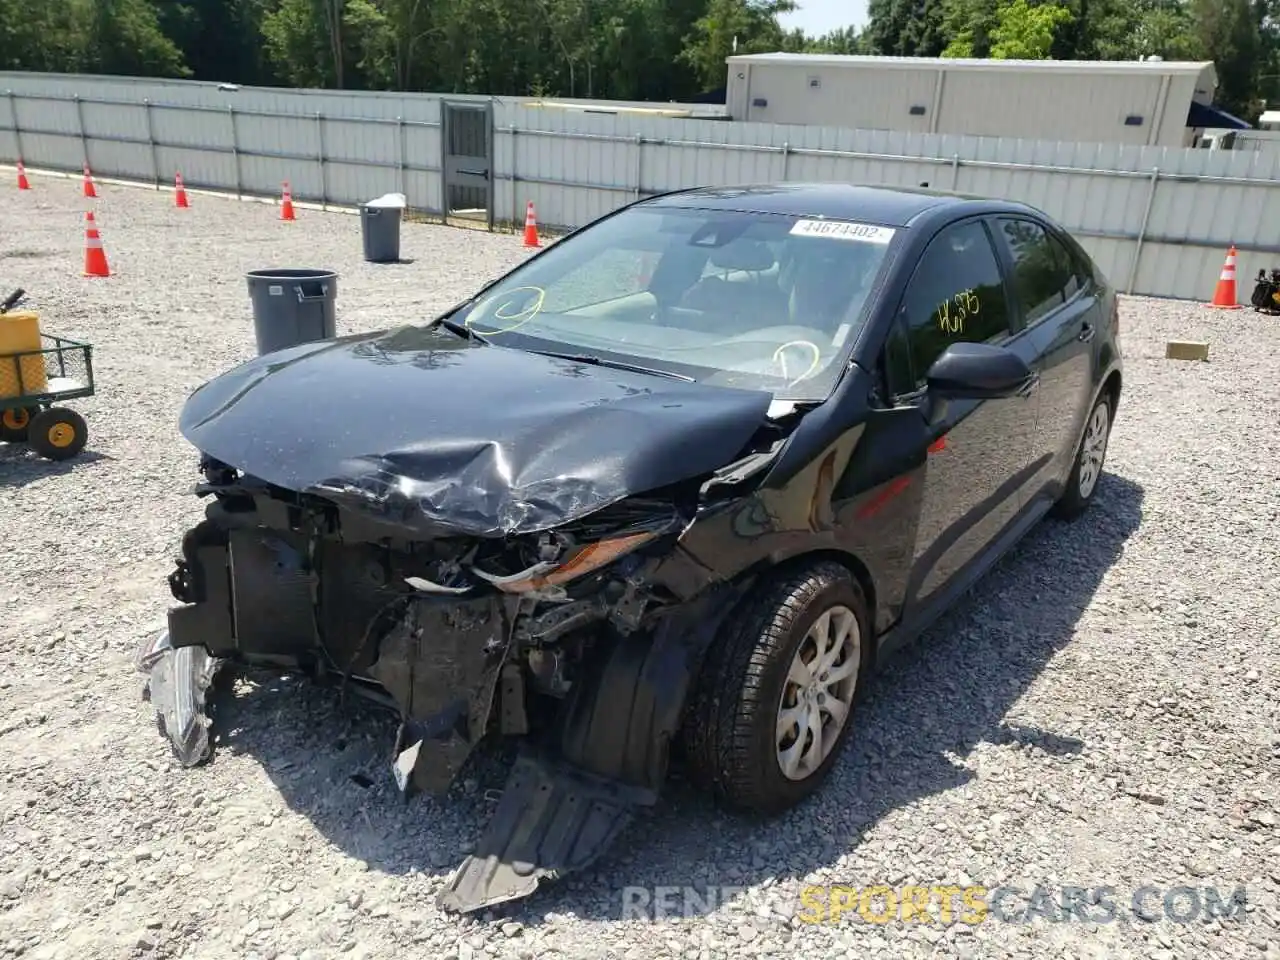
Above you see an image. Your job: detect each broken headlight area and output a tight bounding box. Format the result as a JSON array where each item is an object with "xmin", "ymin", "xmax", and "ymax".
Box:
[
  {"xmin": 142, "ymin": 463, "xmax": 688, "ymax": 793},
  {"xmin": 138, "ymin": 463, "xmax": 703, "ymax": 913}
]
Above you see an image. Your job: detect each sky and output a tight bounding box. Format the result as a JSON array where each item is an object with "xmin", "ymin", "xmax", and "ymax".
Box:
[{"xmin": 777, "ymin": 0, "xmax": 869, "ymax": 35}]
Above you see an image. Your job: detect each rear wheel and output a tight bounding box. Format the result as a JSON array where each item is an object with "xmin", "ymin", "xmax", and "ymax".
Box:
[
  {"xmin": 27, "ymin": 407, "xmax": 88, "ymax": 461},
  {"xmin": 683, "ymin": 561, "xmax": 869, "ymax": 816},
  {"xmin": 1052, "ymin": 394, "xmax": 1111, "ymax": 520},
  {"xmin": 0, "ymin": 405, "xmax": 41, "ymax": 442}
]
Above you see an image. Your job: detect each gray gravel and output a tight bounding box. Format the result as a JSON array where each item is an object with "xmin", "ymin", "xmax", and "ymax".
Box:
[{"xmin": 1, "ymin": 172, "xmax": 1278, "ymax": 960}]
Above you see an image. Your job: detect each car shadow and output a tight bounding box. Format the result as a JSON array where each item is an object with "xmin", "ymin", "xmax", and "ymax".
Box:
[
  {"xmin": 0, "ymin": 447, "xmax": 112, "ymax": 488},
  {"xmin": 201, "ymin": 470, "xmax": 1143, "ymax": 925}
]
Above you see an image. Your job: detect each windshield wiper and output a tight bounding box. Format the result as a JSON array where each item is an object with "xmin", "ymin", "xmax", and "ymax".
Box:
[
  {"xmin": 432, "ymin": 314, "xmax": 489, "ymax": 344},
  {"xmin": 527, "ymin": 350, "xmax": 695, "ymax": 382}
]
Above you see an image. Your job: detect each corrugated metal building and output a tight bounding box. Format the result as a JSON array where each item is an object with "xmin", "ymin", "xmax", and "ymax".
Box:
[{"xmin": 725, "ymin": 54, "xmax": 1239, "ymax": 148}]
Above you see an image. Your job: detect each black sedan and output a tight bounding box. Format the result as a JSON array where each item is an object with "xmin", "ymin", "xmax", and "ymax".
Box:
[{"xmin": 136, "ymin": 183, "xmax": 1121, "ymax": 913}]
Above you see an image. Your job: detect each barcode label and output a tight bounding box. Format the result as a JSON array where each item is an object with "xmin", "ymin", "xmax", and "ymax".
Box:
[{"xmin": 790, "ymin": 219, "xmax": 896, "ymax": 244}]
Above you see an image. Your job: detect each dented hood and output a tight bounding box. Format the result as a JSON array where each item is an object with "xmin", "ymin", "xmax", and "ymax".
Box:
[{"xmin": 178, "ymin": 325, "xmax": 773, "ymax": 536}]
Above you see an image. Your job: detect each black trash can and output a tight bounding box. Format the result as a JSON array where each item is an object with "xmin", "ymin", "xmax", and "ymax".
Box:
[
  {"xmin": 245, "ymin": 268, "xmax": 338, "ymax": 356},
  {"xmin": 360, "ymin": 201, "xmax": 403, "ymax": 263}
]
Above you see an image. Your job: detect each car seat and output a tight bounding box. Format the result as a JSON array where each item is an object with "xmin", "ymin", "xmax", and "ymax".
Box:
[
  {"xmin": 784, "ymin": 243, "xmax": 877, "ymax": 342},
  {"xmin": 677, "ymin": 240, "xmax": 791, "ymax": 329}
]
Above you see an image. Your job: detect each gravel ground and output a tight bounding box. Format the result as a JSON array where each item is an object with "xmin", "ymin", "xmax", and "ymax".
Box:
[{"xmin": 1, "ymin": 172, "xmax": 1278, "ymax": 960}]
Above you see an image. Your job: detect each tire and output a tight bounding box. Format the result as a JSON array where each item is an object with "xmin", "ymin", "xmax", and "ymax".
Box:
[
  {"xmin": 1052, "ymin": 393, "xmax": 1112, "ymax": 521},
  {"xmin": 27, "ymin": 406, "xmax": 88, "ymax": 461},
  {"xmin": 0, "ymin": 405, "xmax": 40, "ymax": 443},
  {"xmin": 683, "ymin": 560, "xmax": 870, "ymax": 816}
]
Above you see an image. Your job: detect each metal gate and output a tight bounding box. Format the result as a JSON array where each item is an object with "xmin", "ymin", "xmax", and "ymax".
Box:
[{"xmin": 441, "ymin": 101, "xmax": 493, "ymax": 228}]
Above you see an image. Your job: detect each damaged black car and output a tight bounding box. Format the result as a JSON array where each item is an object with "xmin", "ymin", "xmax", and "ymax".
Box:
[{"xmin": 136, "ymin": 183, "xmax": 1122, "ymax": 913}]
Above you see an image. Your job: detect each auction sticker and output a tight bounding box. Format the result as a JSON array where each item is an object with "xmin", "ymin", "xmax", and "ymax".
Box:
[{"xmin": 790, "ymin": 219, "xmax": 896, "ymax": 244}]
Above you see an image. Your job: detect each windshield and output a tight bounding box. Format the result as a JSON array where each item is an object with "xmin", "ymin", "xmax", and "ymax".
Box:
[{"xmin": 451, "ymin": 205, "xmax": 897, "ymax": 401}]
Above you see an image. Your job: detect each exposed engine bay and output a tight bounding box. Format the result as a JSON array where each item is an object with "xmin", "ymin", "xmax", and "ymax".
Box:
[{"xmin": 137, "ymin": 410, "xmax": 793, "ymax": 912}]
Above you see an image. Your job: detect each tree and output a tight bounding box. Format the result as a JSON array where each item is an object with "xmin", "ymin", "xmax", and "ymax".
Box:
[
  {"xmin": 680, "ymin": 0, "xmax": 798, "ymax": 90},
  {"xmin": 1192, "ymin": 0, "xmax": 1264, "ymax": 120},
  {"xmin": 988, "ymin": 0, "xmax": 1073, "ymax": 58},
  {"xmin": 0, "ymin": 0, "xmax": 83, "ymax": 72},
  {"xmin": 869, "ymin": 0, "xmax": 949, "ymax": 56},
  {"xmin": 85, "ymin": 0, "xmax": 189, "ymax": 78},
  {"xmin": 156, "ymin": 0, "xmax": 274, "ymax": 84},
  {"xmin": 0, "ymin": 0, "xmax": 1271, "ymax": 116},
  {"xmin": 941, "ymin": 0, "xmax": 1001, "ymax": 56}
]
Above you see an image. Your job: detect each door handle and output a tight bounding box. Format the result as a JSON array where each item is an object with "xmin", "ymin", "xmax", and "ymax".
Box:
[
  {"xmin": 457, "ymin": 167, "xmax": 489, "ymax": 177},
  {"xmin": 1077, "ymin": 323, "xmax": 1095, "ymax": 343}
]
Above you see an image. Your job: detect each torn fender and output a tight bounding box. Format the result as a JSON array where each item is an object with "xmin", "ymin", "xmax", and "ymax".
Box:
[
  {"xmin": 178, "ymin": 325, "xmax": 774, "ymax": 538},
  {"xmin": 437, "ymin": 581, "xmax": 755, "ymax": 914}
]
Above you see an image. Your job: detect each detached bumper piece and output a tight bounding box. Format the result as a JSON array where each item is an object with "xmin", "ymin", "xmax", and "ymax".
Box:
[
  {"xmin": 135, "ymin": 629, "xmax": 224, "ymax": 767},
  {"xmin": 370, "ymin": 593, "xmax": 512, "ymax": 798},
  {"xmin": 438, "ymin": 751, "xmax": 656, "ymax": 914}
]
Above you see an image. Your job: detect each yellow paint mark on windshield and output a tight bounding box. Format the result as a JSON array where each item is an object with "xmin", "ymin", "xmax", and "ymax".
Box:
[
  {"xmin": 773, "ymin": 340, "xmax": 822, "ymax": 387},
  {"xmin": 466, "ymin": 285, "xmax": 546, "ymax": 335}
]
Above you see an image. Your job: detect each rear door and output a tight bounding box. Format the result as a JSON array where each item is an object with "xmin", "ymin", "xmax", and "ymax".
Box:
[
  {"xmin": 991, "ymin": 217, "xmax": 1101, "ymax": 500},
  {"xmin": 886, "ymin": 217, "xmax": 1042, "ymax": 611}
]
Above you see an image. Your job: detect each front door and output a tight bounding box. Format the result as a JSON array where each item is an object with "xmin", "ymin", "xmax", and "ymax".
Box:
[
  {"xmin": 991, "ymin": 217, "xmax": 1100, "ymax": 499},
  {"xmin": 888, "ymin": 218, "xmax": 1042, "ymax": 610}
]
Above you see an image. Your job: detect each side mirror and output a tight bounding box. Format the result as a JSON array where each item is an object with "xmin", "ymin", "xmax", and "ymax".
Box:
[{"xmin": 925, "ymin": 341, "xmax": 1033, "ymax": 401}]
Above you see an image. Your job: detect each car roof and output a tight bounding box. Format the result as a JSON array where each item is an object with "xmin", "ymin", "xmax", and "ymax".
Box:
[{"xmin": 641, "ymin": 182, "xmax": 1036, "ymax": 229}]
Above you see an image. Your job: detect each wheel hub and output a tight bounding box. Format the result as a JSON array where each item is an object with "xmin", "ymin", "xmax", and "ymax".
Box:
[{"xmin": 48, "ymin": 423, "xmax": 75, "ymax": 448}]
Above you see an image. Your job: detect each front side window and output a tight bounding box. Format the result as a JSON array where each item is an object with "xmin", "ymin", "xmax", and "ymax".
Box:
[
  {"xmin": 896, "ymin": 220, "xmax": 1013, "ymax": 390},
  {"xmin": 997, "ymin": 218, "xmax": 1077, "ymax": 324},
  {"xmin": 451, "ymin": 206, "xmax": 896, "ymax": 400}
]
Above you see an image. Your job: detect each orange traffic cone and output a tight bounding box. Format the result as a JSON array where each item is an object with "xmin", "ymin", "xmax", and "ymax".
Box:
[
  {"xmin": 174, "ymin": 172, "xmax": 189, "ymax": 208},
  {"xmin": 1207, "ymin": 245, "xmax": 1242, "ymax": 309},
  {"xmin": 280, "ymin": 181, "xmax": 296, "ymax": 221},
  {"xmin": 16, "ymin": 161, "xmax": 30, "ymax": 190},
  {"xmin": 83, "ymin": 211, "xmax": 110, "ymax": 278},
  {"xmin": 83, "ymin": 164, "xmax": 97, "ymax": 198},
  {"xmin": 522, "ymin": 201, "xmax": 540, "ymax": 248}
]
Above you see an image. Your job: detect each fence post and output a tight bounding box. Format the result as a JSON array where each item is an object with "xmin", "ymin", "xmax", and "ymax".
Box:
[
  {"xmin": 486, "ymin": 101, "xmax": 496, "ymax": 232},
  {"xmin": 633, "ymin": 134, "xmax": 643, "ymax": 200},
  {"xmin": 229, "ymin": 106, "xmax": 242, "ymax": 200},
  {"xmin": 73, "ymin": 94, "xmax": 89, "ymax": 167},
  {"xmin": 316, "ymin": 111, "xmax": 327, "ymax": 209},
  {"xmin": 396, "ymin": 116, "xmax": 405, "ymax": 199},
  {"xmin": 142, "ymin": 99, "xmax": 159, "ymax": 189},
  {"xmin": 510, "ymin": 123, "xmax": 518, "ymax": 230},
  {"xmin": 1127, "ymin": 167, "xmax": 1160, "ymax": 295},
  {"xmin": 781, "ymin": 141, "xmax": 790, "ymax": 181},
  {"xmin": 5, "ymin": 90, "xmax": 22, "ymax": 163},
  {"xmin": 950, "ymin": 154, "xmax": 960, "ymax": 190}
]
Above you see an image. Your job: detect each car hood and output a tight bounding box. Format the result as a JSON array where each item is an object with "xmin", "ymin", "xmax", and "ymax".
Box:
[{"xmin": 178, "ymin": 325, "xmax": 774, "ymax": 537}]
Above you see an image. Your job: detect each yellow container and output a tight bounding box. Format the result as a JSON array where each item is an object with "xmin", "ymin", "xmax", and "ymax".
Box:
[{"xmin": 0, "ymin": 311, "xmax": 48, "ymax": 398}]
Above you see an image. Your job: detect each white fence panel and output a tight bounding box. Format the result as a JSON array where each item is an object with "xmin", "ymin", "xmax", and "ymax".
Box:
[{"xmin": 3, "ymin": 72, "xmax": 1279, "ymax": 300}]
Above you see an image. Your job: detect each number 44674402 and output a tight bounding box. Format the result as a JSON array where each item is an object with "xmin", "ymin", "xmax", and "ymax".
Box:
[{"xmin": 937, "ymin": 289, "xmax": 980, "ymax": 334}]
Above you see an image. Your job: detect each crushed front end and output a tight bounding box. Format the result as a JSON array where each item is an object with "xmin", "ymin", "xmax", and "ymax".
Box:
[{"xmin": 136, "ymin": 454, "xmax": 700, "ymax": 911}]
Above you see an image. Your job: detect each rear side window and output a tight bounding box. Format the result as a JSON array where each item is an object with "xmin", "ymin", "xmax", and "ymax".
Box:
[
  {"xmin": 895, "ymin": 220, "xmax": 1013, "ymax": 390},
  {"xmin": 997, "ymin": 218, "xmax": 1078, "ymax": 324},
  {"xmin": 1055, "ymin": 234, "xmax": 1094, "ymax": 299}
]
